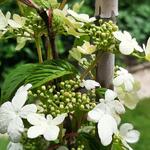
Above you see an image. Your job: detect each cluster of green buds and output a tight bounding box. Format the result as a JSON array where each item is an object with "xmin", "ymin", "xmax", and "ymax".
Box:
[
  {"xmin": 28, "ymin": 77, "xmax": 96, "ymax": 117},
  {"xmin": 21, "ymin": 133, "xmax": 49, "ymax": 150},
  {"xmin": 83, "ymin": 20, "xmax": 119, "ymax": 53},
  {"xmin": 26, "ymin": 12, "xmax": 47, "ymax": 35},
  {"xmin": 52, "ymin": 13, "xmax": 66, "ymax": 34},
  {"xmin": 71, "ymin": 144, "xmax": 85, "ymax": 150}
]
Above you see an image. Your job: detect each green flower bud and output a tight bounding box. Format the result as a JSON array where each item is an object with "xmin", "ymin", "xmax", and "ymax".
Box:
[
  {"xmin": 54, "ymin": 94, "xmax": 58, "ymax": 99},
  {"xmin": 40, "ymin": 92, "xmax": 45, "ymax": 97},
  {"xmin": 71, "ymin": 98, "xmax": 76, "ymax": 103},
  {"xmin": 60, "ymin": 82, "xmax": 65, "ymax": 87},
  {"xmin": 33, "ymin": 94, "xmax": 37, "ymax": 97},
  {"xmin": 80, "ymin": 105, "xmax": 85, "ymax": 109},
  {"xmin": 66, "ymin": 98, "xmax": 70, "ymax": 102},
  {"xmin": 48, "ymin": 99, "xmax": 52, "ymax": 103},
  {"xmin": 60, "ymin": 104, "xmax": 64, "ymax": 109},
  {"xmin": 51, "ymin": 107, "xmax": 55, "ymax": 111},
  {"xmin": 68, "ymin": 103, "xmax": 73, "ymax": 109},
  {"xmin": 60, "ymin": 90, "xmax": 65, "ymax": 94},
  {"xmin": 28, "ymin": 90, "xmax": 32, "ymax": 95},
  {"xmin": 49, "ymin": 88, "xmax": 53, "ymax": 93}
]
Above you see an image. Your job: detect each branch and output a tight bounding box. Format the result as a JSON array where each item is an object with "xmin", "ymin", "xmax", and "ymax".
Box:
[
  {"xmin": 59, "ymin": 0, "xmax": 68, "ymax": 10},
  {"xmin": 19, "ymin": 0, "xmax": 58, "ymax": 59},
  {"xmin": 19, "ymin": 0, "xmax": 40, "ymax": 10}
]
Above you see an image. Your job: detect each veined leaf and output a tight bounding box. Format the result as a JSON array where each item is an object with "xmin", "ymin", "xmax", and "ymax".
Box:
[
  {"xmin": 1, "ymin": 64, "xmax": 38, "ymax": 103},
  {"xmin": 25, "ymin": 60, "xmax": 77, "ymax": 88},
  {"xmin": 1, "ymin": 60, "xmax": 77, "ymax": 103}
]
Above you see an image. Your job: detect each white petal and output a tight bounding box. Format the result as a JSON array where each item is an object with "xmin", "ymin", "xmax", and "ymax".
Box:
[
  {"xmin": 123, "ymin": 31, "xmax": 132, "ymax": 40},
  {"xmin": 119, "ymin": 41, "xmax": 134, "ymax": 55},
  {"xmin": 125, "ymin": 130, "xmax": 140, "ymax": 144},
  {"xmin": 12, "ymin": 84, "xmax": 31, "ymax": 110},
  {"xmin": 0, "ymin": 10, "xmax": 8, "ymax": 29},
  {"xmin": 87, "ymin": 108, "xmax": 104, "ymax": 123},
  {"xmin": 82, "ymin": 80, "xmax": 100, "ymax": 90},
  {"xmin": 145, "ymin": 37, "xmax": 150, "ymax": 55},
  {"xmin": 8, "ymin": 19, "xmax": 22, "ymax": 28},
  {"xmin": 0, "ymin": 102, "xmax": 15, "ymax": 133},
  {"xmin": 13, "ymin": 14, "xmax": 25, "ymax": 26},
  {"xmin": 105, "ymin": 89, "xmax": 117, "ymax": 101},
  {"xmin": 118, "ymin": 92, "xmax": 139, "ymax": 110},
  {"xmin": 27, "ymin": 113, "xmax": 46, "ymax": 126},
  {"xmin": 27, "ymin": 125, "xmax": 45, "ymax": 139},
  {"xmin": 113, "ymin": 76, "xmax": 124, "ymax": 87},
  {"xmin": 7, "ymin": 142, "xmax": 23, "ymax": 150},
  {"xmin": 113, "ymin": 100, "xmax": 125, "ymax": 114},
  {"xmin": 98, "ymin": 114, "xmax": 117, "ymax": 146},
  {"xmin": 6, "ymin": 12, "xmax": 11, "ymax": 20},
  {"xmin": 120, "ymin": 123, "xmax": 133, "ymax": 136},
  {"xmin": 134, "ymin": 44, "xmax": 143, "ymax": 52},
  {"xmin": 43, "ymin": 125, "xmax": 59, "ymax": 141},
  {"xmin": 7, "ymin": 117, "xmax": 24, "ymax": 142},
  {"xmin": 52, "ymin": 114, "xmax": 67, "ymax": 126},
  {"xmin": 113, "ymin": 31, "xmax": 125, "ymax": 41},
  {"xmin": 124, "ymin": 80, "xmax": 133, "ymax": 92},
  {"xmin": 19, "ymin": 104, "xmax": 37, "ymax": 119}
]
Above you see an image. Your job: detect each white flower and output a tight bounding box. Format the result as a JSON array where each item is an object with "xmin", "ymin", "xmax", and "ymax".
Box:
[
  {"xmin": 0, "ymin": 10, "xmax": 25, "ymax": 30},
  {"xmin": 77, "ymin": 41, "xmax": 96, "ymax": 54},
  {"xmin": 80, "ymin": 79, "xmax": 100, "ymax": 90},
  {"xmin": 94, "ymin": 89, "xmax": 125, "ymax": 124},
  {"xmin": 113, "ymin": 67, "xmax": 135, "ymax": 92},
  {"xmin": 67, "ymin": 9, "xmax": 96, "ymax": 23},
  {"xmin": 0, "ymin": 10, "xmax": 10, "ymax": 30},
  {"xmin": 113, "ymin": 31, "xmax": 143, "ymax": 55},
  {"xmin": 27, "ymin": 113, "xmax": 67, "ymax": 141},
  {"xmin": 88, "ymin": 109, "xmax": 117, "ymax": 146},
  {"xmin": 0, "ymin": 84, "xmax": 37, "ymax": 142},
  {"xmin": 7, "ymin": 142, "xmax": 23, "ymax": 150},
  {"xmin": 115, "ymin": 86, "xmax": 139, "ymax": 110},
  {"xmin": 119, "ymin": 123, "xmax": 140, "ymax": 150},
  {"xmin": 143, "ymin": 37, "xmax": 150, "ymax": 61},
  {"xmin": 87, "ymin": 89, "xmax": 125, "ymax": 146}
]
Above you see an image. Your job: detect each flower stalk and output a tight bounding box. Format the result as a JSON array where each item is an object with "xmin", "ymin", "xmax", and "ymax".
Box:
[{"xmin": 35, "ymin": 35, "xmax": 43, "ymax": 63}]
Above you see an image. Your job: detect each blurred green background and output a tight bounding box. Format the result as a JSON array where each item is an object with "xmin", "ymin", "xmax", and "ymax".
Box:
[{"xmin": 0, "ymin": 0, "xmax": 150, "ymax": 149}]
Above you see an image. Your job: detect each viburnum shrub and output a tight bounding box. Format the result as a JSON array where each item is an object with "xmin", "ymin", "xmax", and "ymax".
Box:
[{"xmin": 0, "ymin": 0, "xmax": 149, "ymax": 150}]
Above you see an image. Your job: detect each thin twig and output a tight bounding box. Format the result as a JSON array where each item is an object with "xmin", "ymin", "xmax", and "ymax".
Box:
[
  {"xmin": 59, "ymin": 0, "xmax": 68, "ymax": 10},
  {"xmin": 19, "ymin": 0, "xmax": 40, "ymax": 9},
  {"xmin": 80, "ymin": 52, "xmax": 102, "ymax": 80}
]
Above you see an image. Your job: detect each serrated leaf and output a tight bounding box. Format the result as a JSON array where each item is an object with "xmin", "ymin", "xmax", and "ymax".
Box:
[
  {"xmin": 25, "ymin": 60, "xmax": 77, "ymax": 88},
  {"xmin": 1, "ymin": 64, "xmax": 38, "ymax": 103},
  {"xmin": 1, "ymin": 60, "xmax": 77, "ymax": 103}
]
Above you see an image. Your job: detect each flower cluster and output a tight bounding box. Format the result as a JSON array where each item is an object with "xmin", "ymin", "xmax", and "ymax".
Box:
[
  {"xmin": 113, "ymin": 67, "xmax": 140, "ymax": 109},
  {"xmin": 88, "ymin": 88, "xmax": 140, "ymax": 149},
  {"xmin": 0, "ymin": 84, "xmax": 66, "ymax": 150},
  {"xmin": 84, "ymin": 20, "xmax": 118, "ymax": 52},
  {"xmin": 29, "ymin": 78, "xmax": 97, "ymax": 116}
]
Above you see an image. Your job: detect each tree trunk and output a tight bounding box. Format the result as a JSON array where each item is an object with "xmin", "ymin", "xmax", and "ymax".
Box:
[{"xmin": 95, "ymin": 0, "xmax": 118, "ymax": 89}]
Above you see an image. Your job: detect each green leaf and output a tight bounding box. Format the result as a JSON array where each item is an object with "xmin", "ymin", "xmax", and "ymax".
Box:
[
  {"xmin": 1, "ymin": 60, "xmax": 77, "ymax": 103},
  {"xmin": 25, "ymin": 60, "xmax": 77, "ymax": 88},
  {"xmin": 1, "ymin": 64, "xmax": 38, "ymax": 103}
]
